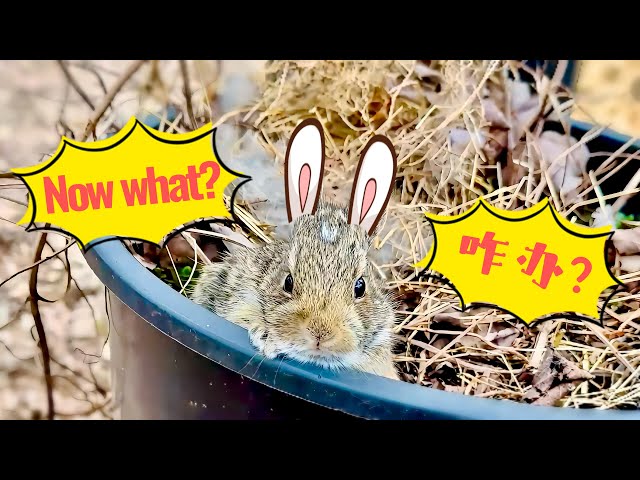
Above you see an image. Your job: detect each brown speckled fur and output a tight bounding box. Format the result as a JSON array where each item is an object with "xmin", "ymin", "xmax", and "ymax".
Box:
[{"xmin": 189, "ymin": 200, "xmax": 399, "ymax": 380}]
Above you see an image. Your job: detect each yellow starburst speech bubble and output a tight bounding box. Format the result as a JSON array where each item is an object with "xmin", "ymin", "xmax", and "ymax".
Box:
[
  {"xmin": 11, "ymin": 117, "xmax": 248, "ymax": 251},
  {"xmin": 414, "ymin": 198, "xmax": 623, "ymax": 326}
]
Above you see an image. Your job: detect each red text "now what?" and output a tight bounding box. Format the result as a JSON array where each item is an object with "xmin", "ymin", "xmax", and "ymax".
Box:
[{"xmin": 42, "ymin": 164, "xmax": 220, "ymax": 214}]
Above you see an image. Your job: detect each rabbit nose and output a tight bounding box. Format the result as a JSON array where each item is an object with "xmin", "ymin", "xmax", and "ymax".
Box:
[{"xmin": 307, "ymin": 327, "xmax": 336, "ymax": 349}]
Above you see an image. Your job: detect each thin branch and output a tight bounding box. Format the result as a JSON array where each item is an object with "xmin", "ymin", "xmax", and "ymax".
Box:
[
  {"xmin": 1, "ymin": 63, "xmax": 144, "ymax": 421},
  {"xmin": 64, "ymin": 248, "xmax": 100, "ymax": 334},
  {"xmin": 82, "ymin": 60, "xmax": 147, "ymax": 141},
  {"xmin": 0, "ymin": 215, "xmax": 20, "ymax": 225},
  {"xmin": 0, "ymin": 194, "xmax": 27, "ymax": 207},
  {"xmin": 51, "ymin": 357, "xmax": 106, "ymax": 398},
  {"xmin": 66, "ymin": 61, "xmax": 121, "ymax": 77},
  {"xmin": 25, "ymin": 62, "xmax": 146, "ymax": 405},
  {"xmin": 70, "ymin": 286, "xmax": 112, "ymax": 366},
  {"xmin": 56, "ymin": 60, "xmax": 96, "ymax": 111},
  {"xmin": 58, "ymin": 119, "xmax": 75, "ymax": 139},
  {"xmin": 0, "ymin": 339, "xmax": 35, "ymax": 362},
  {"xmin": 56, "ymin": 79, "xmax": 73, "ymax": 138},
  {"xmin": 28, "ymin": 237, "xmax": 74, "ymax": 305},
  {"xmin": 62, "ymin": 62, "xmax": 112, "ymax": 116},
  {"xmin": 28, "ymin": 233, "xmax": 55, "ymax": 420},
  {"xmin": 0, "ymin": 299, "xmax": 28, "ymax": 331},
  {"xmin": 54, "ymin": 397, "xmax": 113, "ymax": 419},
  {"xmin": 180, "ymin": 60, "xmax": 196, "ymax": 129},
  {"xmin": 73, "ymin": 62, "xmax": 109, "ymax": 94},
  {"xmin": 0, "ymin": 240, "xmax": 77, "ymax": 290}
]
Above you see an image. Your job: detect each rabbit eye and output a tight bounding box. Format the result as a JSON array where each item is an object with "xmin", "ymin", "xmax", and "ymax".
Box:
[
  {"xmin": 354, "ymin": 277, "xmax": 366, "ymax": 299},
  {"xmin": 284, "ymin": 274, "xmax": 294, "ymax": 294}
]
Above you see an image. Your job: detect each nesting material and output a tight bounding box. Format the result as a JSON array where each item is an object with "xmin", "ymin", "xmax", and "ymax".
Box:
[{"xmin": 120, "ymin": 60, "xmax": 640, "ymax": 410}]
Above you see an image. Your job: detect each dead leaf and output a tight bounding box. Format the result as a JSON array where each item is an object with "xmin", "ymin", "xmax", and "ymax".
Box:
[
  {"xmin": 531, "ymin": 383, "xmax": 573, "ymax": 406},
  {"xmin": 443, "ymin": 385, "xmax": 465, "ymax": 394},
  {"xmin": 474, "ymin": 372, "xmax": 491, "ymax": 395},
  {"xmin": 501, "ymin": 141, "xmax": 528, "ymax": 187},
  {"xmin": 448, "ymin": 127, "xmax": 485, "ymax": 157},
  {"xmin": 510, "ymin": 79, "xmax": 535, "ymax": 112},
  {"xmin": 486, "ymin": 326, "xmax": 520, "ymax": 347},
  {"xmin": 627, "ymin": 281, "xmax": 640, "ymax": 295},
  {"xmin": 607, "ymin": 240, "xmax": 618, "ymax": 268},
  {"xmin": 481, "ymin": 98, "xmax": 509, "ymax": 128},
  {"xmin": 458, "ymin": 335, "xmax": 481, "ymax": 348},
  {"xmin": 143, "ymin": 242, "xmax": 161, "ymax": 262},
  {"xmin": 480, "ymin": 79, "xmax": 541, "ymax": 150},
  {"xmin": 159, "ymin": 234, "xmax": 200, "ymax": 268},
  {"xmin": 423, "ymin": 90, "xmax": 442, "ymax": 105},
  {"xmin": 397, "ymin": 84, "xmax": 430, "ymax": 104},
  {"xmin": 537, "ymin": 130, "xmax": 590, "ymax": 203},
  {"xmin": 605, "ymin": 330, "xmax": 625, "ymax": 340},
  {"xmin": 432, "ymin": 338, "xmax": 449, "ymax": 351},
  {"xmin": 432, "ymin": 309, "xmax": 469, "ymax": 328},
  {"xmin": 448, "ymin": 321, "xmax": 520, "ymax": 350},
  {"xmin": 518, "ymin": 370, "xmax": 535, "ymax": 384},
  {"xmin": 549, "ymin": 348, "xmax": 592, "ymax": 382},
  {"xmin": 509, "ymin": 79, "xmax": 540, "ymax": 145},
  {"xmin": 620, "ymin": 255, "xmax": 640, "ymax": 273},
  {"xmin": 430, "ymin": 378, "xmax": 445, "ymax": 390},
  {"xmin": 414, "ymin": 62, "xmax": 443, "ymax": 81},
  {"xmin": 612, "ymin": 227, "xmax": 640, "ymax": 255},
  {"xmin": 524, "ymin": 347, "xmax": 593, "ymax": 405},
  {"xmin": 130, "ymin": 252, "xmax": 157, "ymax": 269},
  {"xmin": 482, "ymin": 127, "xmax": 509, "ymax": 163}
]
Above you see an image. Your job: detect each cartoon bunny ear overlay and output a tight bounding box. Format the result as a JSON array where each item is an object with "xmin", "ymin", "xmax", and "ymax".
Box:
[
  {"xmin": 284, "ymin": 118, "xmax": 326, "ymax": 223},
  {"xmin": 348, "ymin": 135, "xmax": 398, "ymax": 236}
]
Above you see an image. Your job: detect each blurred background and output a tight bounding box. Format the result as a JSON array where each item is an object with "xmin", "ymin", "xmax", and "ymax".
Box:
[{"xmin": 0, "ymin": 60, "xmax": 639, "ymax": 420}]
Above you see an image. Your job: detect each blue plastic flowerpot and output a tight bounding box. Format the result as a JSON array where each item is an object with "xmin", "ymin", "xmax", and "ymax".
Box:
[{"xmin": 84, "ymin": 116, "xmax": 640, "ymax": 420}]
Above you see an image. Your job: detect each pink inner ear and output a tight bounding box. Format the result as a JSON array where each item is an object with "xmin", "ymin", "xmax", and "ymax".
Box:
[
  {"xmin": 299, "ymin": 163, "xmax": 311, "ymax": 212},
  {"xmin": 360, "ymin": 178, "xmax": 377, "ymax": 223}
]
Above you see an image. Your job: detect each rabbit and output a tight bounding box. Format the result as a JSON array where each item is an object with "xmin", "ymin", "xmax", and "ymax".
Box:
[{"xmin": 190, "ymin": 118, "xmax": 400, "ymax": 380}]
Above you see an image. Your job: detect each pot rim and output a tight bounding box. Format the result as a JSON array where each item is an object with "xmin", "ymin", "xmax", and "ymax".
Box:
[{"xmin": 83, "ymin": 119, "xmax": 640, "ymax": 420}]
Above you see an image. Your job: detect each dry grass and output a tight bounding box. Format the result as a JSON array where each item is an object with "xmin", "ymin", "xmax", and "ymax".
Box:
[
  {"xmin": 205, "ymin": 60, "xmax": 640, "ymax": 409},
  {"xmin": 4, "ymin": 60, "xmax": 640, "ymax": 416},
  {"xmin": 53, "ymin": 60, "xmax": 640, "ymax": 410}
]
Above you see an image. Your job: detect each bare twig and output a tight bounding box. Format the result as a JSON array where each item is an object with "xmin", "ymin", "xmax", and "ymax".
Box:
[
  {"xmin": 52, "ymin": 63, "xmax": 148, "ymax": 370},
  {"xmin": 14, "ymin": 60, "xmax": 147, "ymax": 421},
  {"xmin": 0, "ymin": 339, "xmax": 35, "ymax": 362},
  {"xmin": 54, "ymin": 397, "xmax": 113, "ymax": 419},
  {"xmin": 68, "ymin": 61, "xmax": 109, "ymax": 95},
  {"xmin": 0, "ymin": 299, "xmax": 28, "ymax": 331},
  {"xmin": 180, "ymin": 60, "xmax": 196, "ymax": 129},
  {"xmin": 0, "ymin": 194, "xmax": 27, "ymax": 206},
  {"xmin": 28, "ymin": 233, "xmax": 55, "ymax": 420},
  {"xmin": 57, "ymin": 60, "xmax": 96, "ymax": 111},
  {"xmin": 51, "ymin": 357, "xmax": 107, "ymax": 398},
  {"xmin": 0, "ymin": 240, "xmax": 77, "ymax": 290},
  {"xmin": 82, "ymin": 59, "xmax": 147, "ymax": 141}
]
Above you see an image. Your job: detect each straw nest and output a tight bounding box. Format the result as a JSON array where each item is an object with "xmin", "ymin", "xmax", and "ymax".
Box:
[{"xmin": 122, "ymin": 60, "xmax": 640, "ymax": 410}]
